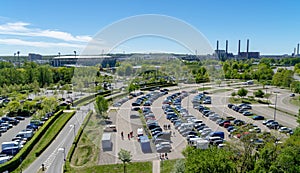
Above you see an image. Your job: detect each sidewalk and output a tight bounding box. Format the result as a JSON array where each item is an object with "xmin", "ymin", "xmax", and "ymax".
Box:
[{"xmin": 152, "ymin": 160, "xmax": 160, "ymax": 173}]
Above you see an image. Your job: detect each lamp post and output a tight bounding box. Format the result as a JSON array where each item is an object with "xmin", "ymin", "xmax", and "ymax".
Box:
[
  {"xmin": 17, "ymin": 51, "xmax": 20, "ymax": 67},
  {"xmin": 273, "ymin": 93, "xmax": 277, "ymax": 121}
]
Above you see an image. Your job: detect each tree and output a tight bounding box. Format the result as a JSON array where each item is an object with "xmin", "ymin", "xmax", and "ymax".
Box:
[
  {"xmin": 237, "ymin": 88, "xmax": 248, "ymax": 98},
  {"xmin": 6, "ymin": 100, "xmax": 21, "ymax": 116},
  {"xmin": 183, "ymin": 146, "xmax": 237, "ymax": 173},
  {"xmin": 172, "ymin": 159, "xmax": 185, "ymax": 173},
  {"xmin": 118, "ymin": 149, "xmax": 132, "ymax": 173},
  {"xmin": 254, "ymin": 89, "xmax": 265, "ymax": 98},
  {"xmin": 231, "ymin": 91, "xmax": 237, "ymax": 97},
  {"xmin": 94, "ymin": 95, "xmax": 108, "ymax": 117}
]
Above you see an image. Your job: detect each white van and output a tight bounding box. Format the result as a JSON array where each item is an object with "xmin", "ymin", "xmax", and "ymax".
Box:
[{"xmin": 2, "ymin": 141, "xmax": 20, "ymax": 151}]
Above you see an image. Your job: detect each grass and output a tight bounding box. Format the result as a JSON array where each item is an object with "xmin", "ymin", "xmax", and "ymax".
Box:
[
  {"xmin": 229, "ymin": 97, "xmax": 270, "ymax": 104},
  {"xmin": 70, "ymin": 112, "xmax": 103, "ymax": 167},
  {"xmin": 290, "ymin": 96, "xmax": 300, "ymax": 107},
  {"xmin": 161, "ymin": 159, "xmax": 182, "ymax": 173},
  {"xmin": 198, "ymin": 87, "xmax": 212, "ymax": 91},
  {"xmin": 211, "ymin": 88, "xmax": 232, "ymax": 93},
  {"xmin": 268, "ymin": 106, "xmax": 297, "ymax": 117},
  {"xmin": 12, "ymin": 112, "xmax": 75, "ymax": 173},
  {"xmin": 67, "ymin": 162, "xmax": 152, "ymax": 173}
]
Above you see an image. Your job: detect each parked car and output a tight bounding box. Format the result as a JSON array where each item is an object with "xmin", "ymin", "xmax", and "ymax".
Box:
[
  {"xmin": 252, "ymin": 115, "xmax": 265, "ymax": 120},
  {"xmin": 15, "ymin": 116, "xmax": 25, "ymax": 120},
  {"xmin": 278, "ymin": 127, "xmax": 293, "ymax": 134},
  {"xmin": 243, "ymin": 111, "xmax": 253, "ymax": 116},
  {"xmin": 263, "ymin": 119, "xmax": 275, "ymax": 125}
]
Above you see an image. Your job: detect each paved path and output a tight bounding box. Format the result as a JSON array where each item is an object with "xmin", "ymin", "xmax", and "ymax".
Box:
[
  {"xmin": 152, "ymin": 160, "xmax": 160, "ymax": 173},
  {"xmin": 23, "ymin": 104, "xmax": 92, "ymax": 173}
]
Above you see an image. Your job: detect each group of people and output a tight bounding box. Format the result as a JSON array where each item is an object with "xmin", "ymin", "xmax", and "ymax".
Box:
[
  {"xmin": 163, "ymin": 124, "xmax": 171, "ymax": 130},
  {"xmin": 121, "ymin": 131, "xmax": 133, "ymax": 140},
  {"xmin": 159, "ymin": 153, "xmax": 169, "ymax": 160}
]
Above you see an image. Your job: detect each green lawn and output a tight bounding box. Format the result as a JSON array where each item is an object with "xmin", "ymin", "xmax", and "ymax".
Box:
[
  {"xmin": 211, "ymin": 88, "xmax": 232, "ymax": 93},
  {"xmin": 229, "ymin": 97, "xmax": 269, "ymax": 104},
  {"xmin": 290, "ymin": 96, "xmax": 300, "ymax": 107},
  {"xmin": 68, "ymin": 162, "xmax": 152, "ymax": 173},
  {"xmin": 161, "ymin": 159, "xmax": 182, "ymax": 173},
  {"xmin": 12, "ymin": 111, "xmax": 75, "ymax": 173},
  {"xmin": 198, "ymin": 87, "xmax": 212, "ymax": 91},
  {"xmin": 70, "ymin": 112, "xmax": 105, "ymax": 167}
]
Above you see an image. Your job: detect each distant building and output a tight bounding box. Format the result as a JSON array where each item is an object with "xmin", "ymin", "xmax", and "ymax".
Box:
[
  {"xmin": 51, "ymin": 55, "xmax": 116, "ymax": 67},
  {"xmin": 238, "ymin": 52, "xmax": 260, "ymax": 59},
  {"xmin": 28, "ymin": 53, "xmax": 42, "ymax": 61}
]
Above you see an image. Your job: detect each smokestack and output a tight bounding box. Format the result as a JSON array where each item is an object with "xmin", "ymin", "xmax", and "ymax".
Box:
[
  {"xmin": 216, "ymin": 40, "xmax": 219, "ymax": 51},
  {"xmin": 246, "ymin": 39, "xmax": 249, "ymax": 53},
  {"xmin": 297, "ymin": 43, "xmax": 299, "ymax": 55},
  {"xmin": 294, "ymin": 48, "xmax": 296, "ymax": 56},
  {"xmin": 226, "ymin": 40, "xmax": 228, "ymax": 54},
  {"xmin": 238, "ymin": 40, "xmax": 241, "ymax": 55}
]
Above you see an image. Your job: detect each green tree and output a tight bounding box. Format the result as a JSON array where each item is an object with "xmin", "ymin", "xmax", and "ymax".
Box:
[
  {"xmin": 6, "ymin": 100, "xmax": 21, "ymax": 116},
  {"xmin": 172, "ymin": 159, "xmax": 185, "ymax": 173},
  {"xmin": 183, "ymin": 146, "xmax": 237, "ymax": 173},
  {"xmin": 94, "ymin": 95, "xmax": 108, "ymax": 117},
  {"xmin": 237, "ymin": 88, "xmax": 248, "ymax": 98},
  {"xmin": 118, "ymin": 149, "xmax": 132, "ymax": 173},
  {"xmin": 254, "ymin": 89, "xmax": 265, "ymax": 98}
]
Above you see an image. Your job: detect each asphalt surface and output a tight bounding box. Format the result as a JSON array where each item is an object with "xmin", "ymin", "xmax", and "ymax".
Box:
[{"xmin": 24, "ymin": 104, "xmax": 92, "ymax": 173}]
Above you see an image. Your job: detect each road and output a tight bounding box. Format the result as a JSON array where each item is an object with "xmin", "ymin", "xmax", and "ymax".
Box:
[{"xmin": 23, "ymin": 104, "xmax": 92, "ymax": 173}]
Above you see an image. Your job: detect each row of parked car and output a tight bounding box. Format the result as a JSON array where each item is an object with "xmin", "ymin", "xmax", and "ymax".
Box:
[
  {"xmin": 228, "ymin": 103, "xmax": 294, "ymax": 134},
  {"xmin": 194, "ymin": 101, "xmax": 264, "ymax": 139},
  {"xmin": 162, "ymin": 91, "xmax": 225, "ymax": 149},
  {"xmin": 262, "ymin": 119, "xmax": 293, "ymax": 134},
  {"xmin": 134, "ymin": 90, "xmax": 173, "ymax": 153},
  {"xmin": 0, "ymin": 112, "xmax": 54, "ymax": 164},
  {"xmin": 0, "ymin": 116, "xmax": 22, "ymax": 135}
]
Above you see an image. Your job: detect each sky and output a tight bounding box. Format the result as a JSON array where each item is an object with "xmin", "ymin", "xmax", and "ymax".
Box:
[{"xmin": 0, "ymin": 0, "xmax": 300, "ymax": 56}]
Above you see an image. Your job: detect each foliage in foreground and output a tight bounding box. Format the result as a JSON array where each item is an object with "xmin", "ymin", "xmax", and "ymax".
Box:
[{"xmin": 183, "ymin": 128, "xmax": 300, "ymax": 173}]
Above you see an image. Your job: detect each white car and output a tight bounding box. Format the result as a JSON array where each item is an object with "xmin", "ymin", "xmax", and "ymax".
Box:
[{"xmin": 278, "ymin": 127, "xmax": 292, "ymax": 133}]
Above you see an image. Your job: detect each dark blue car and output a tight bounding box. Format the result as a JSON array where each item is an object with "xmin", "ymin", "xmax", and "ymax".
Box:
[{"xmin": 252, "ymin": 115, "xmax": 265, "ymax": 120}]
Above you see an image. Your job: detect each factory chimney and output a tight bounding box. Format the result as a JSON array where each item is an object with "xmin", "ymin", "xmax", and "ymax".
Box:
[
  {"xmin": 294, "ymin": 48, "xmax": 296, "ymax": 57},
  {"xmin": 246, "ymin": 39, "xmax": 249, "ymax": 58},
  {"xmin": 246, "ymin": 39, "xmax": 249, "ymax": 53},
  {"xmin": 297, "ymin": 43, "xmax": 299, "ymax": 55},
  {"xmin": 226, "ymin": 40, "xmax": 228, "ymax": 54},
  {"xmin": 238, "ymin": 40, "xmax": 241, "ymax": 55},
  {"xmin": 216, "ymin": 40, "xmax": 219, "ymax": 51}
]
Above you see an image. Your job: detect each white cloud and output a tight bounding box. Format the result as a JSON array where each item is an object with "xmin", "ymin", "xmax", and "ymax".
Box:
[
  {"xmin": 0, "ymin": 38, "xmax": 85, "ymax": 48},
  {"xmin": 0, "ymin": 22, "xmax": 92, "ymax": 42}
]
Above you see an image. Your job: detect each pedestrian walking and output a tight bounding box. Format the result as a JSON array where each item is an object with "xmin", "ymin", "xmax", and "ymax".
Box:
[
  {"xmin": 173, "ymin": 131, "xmax": 175, "ymax": 137},
  {"xmin": 121, "ymin": 131, "xmax": 124, "ymax": 140},
  {"xmin": 130, "ymin": 131, "xmax": 133, "ymax": 138},
  {"xmin": 128, "ymin": 133, "xmax": 130, "ymax": 140},
  {"xmin": 168, "ymin": 124, "xmax": 171, "ymax": 130},
  {"xmin": 165, "ymin": 153, "xmax": 168, "ymax": 159}
]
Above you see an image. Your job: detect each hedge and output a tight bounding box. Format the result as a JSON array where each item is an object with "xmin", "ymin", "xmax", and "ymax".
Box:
[{"xmin": 0, "ymin": 110, "xmax": 63, "ymax": 172}]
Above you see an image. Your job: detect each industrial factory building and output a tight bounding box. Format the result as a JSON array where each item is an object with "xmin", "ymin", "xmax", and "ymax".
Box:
[{"xmin": 215, "ymin": 39, "xmax": 260, "ymax": 60}]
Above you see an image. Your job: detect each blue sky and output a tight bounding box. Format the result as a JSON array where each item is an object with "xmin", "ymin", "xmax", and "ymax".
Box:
[{"xmin": 0, "ymin": 0, "xmax": 299, "ymax": 55}]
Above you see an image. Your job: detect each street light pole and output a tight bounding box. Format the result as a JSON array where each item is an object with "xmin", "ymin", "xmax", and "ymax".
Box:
[{"xmin": 274, "ymin": 93, "xmax": 277, "ymax": 121}]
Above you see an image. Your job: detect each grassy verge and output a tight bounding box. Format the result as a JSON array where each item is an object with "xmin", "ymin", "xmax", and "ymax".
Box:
[
  {"xmin": 71, "ymin": 113, "xmax": 102, "ymax": 166},
  {"xmin": 67, "ymin": 162, "xmax": 152, "ymax": 173},
  {"xmin": 290, "ymin": 96, "xmax": 300, "ymax": 107},
  {"xmin": 211, "ymin": 88, "xmax": 232, "ymax": 93},
  {"xmin": 229, "ymin": 97, "xmax": 270, "ymax": 104},
  {"xmin": 12, "ymin": 111, "xmax": 75, "ymax": 173},
  {"xmin": 161, "ymin": 159, "xmax": 182, "ymax": 173},
  {"xmin": 198, "ymin": 87, "xmax": 212, "ymax": 91}
]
